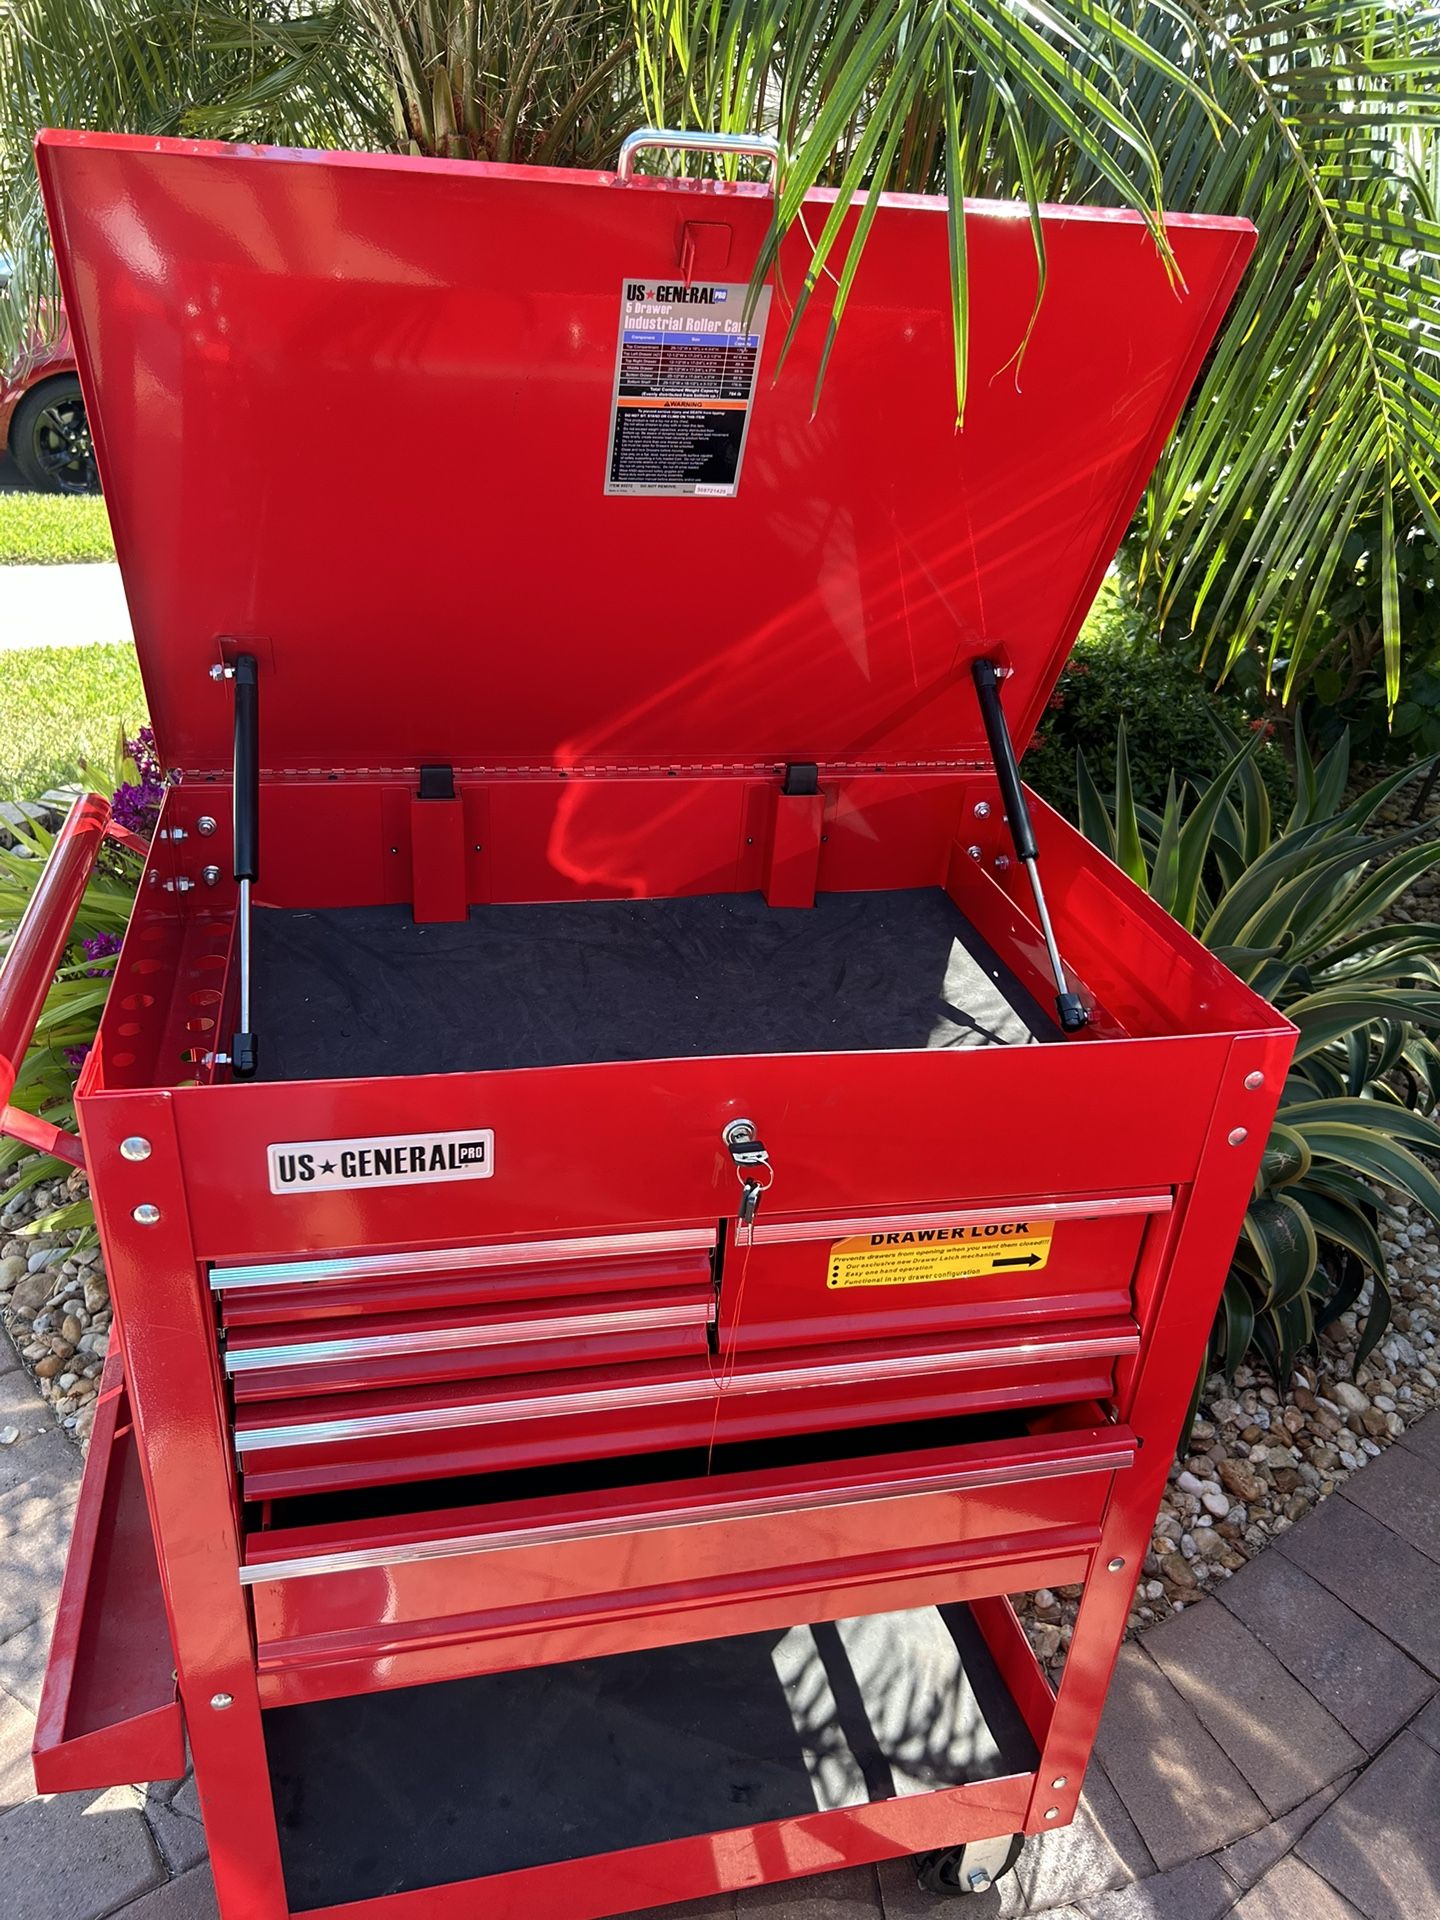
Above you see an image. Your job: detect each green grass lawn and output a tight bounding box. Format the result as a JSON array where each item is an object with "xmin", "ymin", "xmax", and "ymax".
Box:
[
  {"xmin": 0, "ymin": 491, "xmax": 116, "ymax": 564},
  {"xmin": 0, "ymin": 645, "xmax": 147, "ymax": 795}
]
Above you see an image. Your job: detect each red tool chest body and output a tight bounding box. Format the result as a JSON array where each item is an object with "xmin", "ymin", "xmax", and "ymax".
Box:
[{"xmin": 16, "ymin": 127, "xmax": 1294, "ymax": 1919}]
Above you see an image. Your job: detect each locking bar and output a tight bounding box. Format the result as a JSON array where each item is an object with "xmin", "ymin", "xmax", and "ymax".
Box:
[
  {"xmin": 212, "ymin": 652, "xmax": 260, "ymax": 1077},
  {"xmin": 971, "ymin": 658, "xmax": 1088, "ymax": 1034}
]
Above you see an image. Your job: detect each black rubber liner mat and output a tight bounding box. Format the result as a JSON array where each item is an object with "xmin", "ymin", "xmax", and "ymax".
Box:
[
  {"xmin": 265, "ymin": 1604, "xmax": 1037, "ymax": 1906},
  {"xmin": 251, "ymin": 888, "xmax": 1054, "ymax": 1081}
]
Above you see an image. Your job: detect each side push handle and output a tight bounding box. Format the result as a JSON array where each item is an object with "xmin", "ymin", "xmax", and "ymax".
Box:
[
  {"xmin": 616, "ymin": 128, "xmax": 780, "ymax": 183},
  {"xmin": 0, "ymin": 793, "xmax": 114, "ymax": 1165}
]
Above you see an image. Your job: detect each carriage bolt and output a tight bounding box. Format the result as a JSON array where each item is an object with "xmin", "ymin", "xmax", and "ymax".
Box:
[
  {"xmin": 1244, "ymin": 1071, "xmax": 1264, "ymax": 1089},
  {"xmin": 132, "ymin": 1205, "xmax": 161, "ymax": 1226},
  {"xmin": 1107, "ymin": 1557, "xmax": 1126, "ymax": 1572},
  {"xmin": 120, "ymin": 1137, "xmax": 152, "ymax": 1162},
  {"xmin": 973, "ymin": 801, "xmax": 991, "ymax": 818},
  {"xmin": 1052, "ymin": 1776, "xmax": 1068, "ymax": 1789},
  {"xmin": 210, "ymin": 1693, "xmax": 233, "ymax": 1710},
  {"xmin": 1043, "ymin": 1808, "xmax": 1060, "ymax": 1821},
  {"xmin": 1228, "ymin": 1127, "xmax": 1248, "ymax": 1146},
  {"xmin": 967, "ymin": 845, "xmax": 982, "ymax": 860},
  {"xmin": 197, "ymin": 816, "xmax": 217, "ymax": 836}
]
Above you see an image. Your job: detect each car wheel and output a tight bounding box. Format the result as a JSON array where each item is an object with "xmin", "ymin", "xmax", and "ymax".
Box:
[{"xmin": 10, "ymin": 376, "xmax": 99, "ymax": 493}]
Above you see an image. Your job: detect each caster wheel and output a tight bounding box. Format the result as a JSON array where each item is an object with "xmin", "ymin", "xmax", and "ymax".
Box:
[{"xmin": 914, "ymin": 1833, "xmax": 1024, "ymax": 1896}]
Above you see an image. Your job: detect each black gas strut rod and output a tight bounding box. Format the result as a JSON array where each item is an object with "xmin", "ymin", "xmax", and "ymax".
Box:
[
  {"xmin": 971, "ymin": 657, "xmax": 1088, "ymax": 1035},
  {"xmin": 211, "ymin": 652, "xmax": 259, "ymax": 1078}
]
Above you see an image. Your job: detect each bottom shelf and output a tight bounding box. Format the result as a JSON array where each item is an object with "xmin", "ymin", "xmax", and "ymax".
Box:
[{"xmin": 264, "ymin": 1602, "xmax": 1039, "ymax": 1909}]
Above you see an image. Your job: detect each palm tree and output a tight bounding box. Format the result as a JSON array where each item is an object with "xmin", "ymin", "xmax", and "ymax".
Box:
[{"xmin": 2, "ymin": 0, "xmax": 1436, "ymax": 701}]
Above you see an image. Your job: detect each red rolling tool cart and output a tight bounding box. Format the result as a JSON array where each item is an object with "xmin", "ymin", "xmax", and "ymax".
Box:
[{"xmin": 6, "ymin": 125, "xmax": 1294, "ymax": 1918}]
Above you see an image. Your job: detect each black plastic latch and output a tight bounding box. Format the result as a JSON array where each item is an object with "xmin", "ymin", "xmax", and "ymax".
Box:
[
  {"xmin": 782, "ymin": 762, "xmax": 819, "ymax": 796},
  {"xmin": 419, "ymin": 764, "xmax": 456, "ymax": 801}
]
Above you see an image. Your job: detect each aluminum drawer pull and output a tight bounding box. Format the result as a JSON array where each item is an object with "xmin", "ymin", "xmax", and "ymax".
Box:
[
  {"xmin": 240, "ymin": 1443, "xmax": 1136, "ymax": 1585},
  {"xmin": 752, "ymin": 1192, "xmax": 1172, "ymax": 1246},
  {"xmin": 235, "ymin": 1327, "xmax": 1137, "ymax": 1455},
  {"xmin": 225, "ymin": 1300, "xmax": 713, "ymax": 1375},
  {"xmin": 211, "ymin": 1226, "xmax": 717, "ymax": 1291}
]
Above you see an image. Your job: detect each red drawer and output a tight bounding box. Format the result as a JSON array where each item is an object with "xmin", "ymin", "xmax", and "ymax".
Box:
[
  {"xmin": 233, "ymin": 1317, "xmax": 1137, "ymax": 1499},
  {"xmin": 245, "ymin": 1412, "xmax": 1136, "ymax": 1702}
]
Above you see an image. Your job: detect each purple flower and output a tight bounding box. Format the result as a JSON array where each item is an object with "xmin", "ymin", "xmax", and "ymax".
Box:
[
  {"xmin": 64, "ymin": 1045, "xmax": 91, "ymax": 1071},
  {"xmin": 110, "ymin": 777, "xmax": 163, "ymax": 836},
  {"xmin": 82, "ymin": 931, "xmax": 123, "ymax": 976},
  {"xmin": 110, "ymin": 728, "xmax": 165, "ymax": 839}
]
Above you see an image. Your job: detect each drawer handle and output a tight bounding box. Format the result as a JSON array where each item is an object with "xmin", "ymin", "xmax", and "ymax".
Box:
[
  {"xmin": 226, "ymin": 1300, "xmax": 713, "ymax": 1375},
  {"xmin": 235, "ymin": 1326, "xmax": 1137, "ymax": 1455}
]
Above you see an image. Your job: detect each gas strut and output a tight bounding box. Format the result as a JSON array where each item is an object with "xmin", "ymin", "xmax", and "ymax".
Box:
[
  {"xmin": 971, "ymin": 657, "xmax": 1088, "ymax": 1035},
  {"xmin": 212, "ymin": 653, "xmax": 259, "ymax": 1078}
]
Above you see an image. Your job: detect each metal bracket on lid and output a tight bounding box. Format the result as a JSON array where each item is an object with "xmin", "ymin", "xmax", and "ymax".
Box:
[{"xmin": 616, "ymin": 128, "xmax": 780, "ymax": 184}]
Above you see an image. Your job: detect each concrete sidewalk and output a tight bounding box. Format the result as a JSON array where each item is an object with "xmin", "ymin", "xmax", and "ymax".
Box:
[
  {"xmin": 1, "ymin": 562, "xmax": 131, "ymax": 650},
  {"xmin": 1, "ymin": 1325, "xmax": 1436, "ymax": 1919}
]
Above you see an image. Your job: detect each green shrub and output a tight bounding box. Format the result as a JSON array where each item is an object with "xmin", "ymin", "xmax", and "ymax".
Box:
[
  {"xmin": 1076, "ymin": 720, "xmax": 1440, "ymax": 1390},
  {"xmin": 1026, "ymin": 585, "xmax": 1281, "ymax": 817}
]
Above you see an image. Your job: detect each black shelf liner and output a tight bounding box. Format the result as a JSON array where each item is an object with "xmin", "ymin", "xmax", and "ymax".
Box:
[
  {"xmin": 251, "ymin": 887, "xmax": 1054, "ymax": 1082},
  {"xmin": 265, "ymin": 1602, "xmax": 1038, "ymax": 1907}
]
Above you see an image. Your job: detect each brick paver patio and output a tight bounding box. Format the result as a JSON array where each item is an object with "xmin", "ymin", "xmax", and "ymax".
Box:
[{"xmin": 3, "ymin": 1322, "xmax": 1437, "ymax": 1919}]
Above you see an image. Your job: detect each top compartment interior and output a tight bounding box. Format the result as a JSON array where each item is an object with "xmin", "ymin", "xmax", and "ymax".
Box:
[{"xmin": 251, "ymin": 888, "xmax": 1055, "ymax": 1082}]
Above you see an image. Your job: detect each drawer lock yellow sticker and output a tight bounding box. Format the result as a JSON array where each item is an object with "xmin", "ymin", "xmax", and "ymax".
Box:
[{"xmin": 827, "ymin": 1220, "xmax": 1055, "ymax": 1289}]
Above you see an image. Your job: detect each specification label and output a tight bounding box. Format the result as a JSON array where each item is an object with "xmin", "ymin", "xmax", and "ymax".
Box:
[
  {"xmin": 606, "ymin": 278, "xmax": 771, "ymax": 497},
  {"xmin": 826, "ymin": 1220, "xmax": 1056, "ymax": 1289}
]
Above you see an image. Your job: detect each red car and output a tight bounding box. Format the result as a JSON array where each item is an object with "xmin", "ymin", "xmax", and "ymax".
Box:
[{"xmin": 0, "ymin": 281, "xmax": 97, "ymax": 492}]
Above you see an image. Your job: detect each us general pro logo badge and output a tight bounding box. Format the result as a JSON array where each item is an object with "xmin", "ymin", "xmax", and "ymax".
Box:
[{"xmin": 268, "ymin": 1128, "xmax": 494, "ymax": 1194}]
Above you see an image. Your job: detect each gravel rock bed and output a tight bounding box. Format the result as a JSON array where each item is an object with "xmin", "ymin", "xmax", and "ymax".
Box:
[{"xmin": 0, "ymin": 1165, "xmax": 109, "ymax": 1450}]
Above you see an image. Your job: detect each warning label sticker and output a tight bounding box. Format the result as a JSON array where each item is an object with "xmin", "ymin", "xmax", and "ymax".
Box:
[
  {"xmin": 605, "ymin": 278, "xmax": 771, "ymax": 497},
  {"xmin": 827, "ymin": 1220, "xmax": 1055, "ymax": 1289}
]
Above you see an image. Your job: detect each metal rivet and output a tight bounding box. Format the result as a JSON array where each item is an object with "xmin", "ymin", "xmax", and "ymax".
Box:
[
  {"xmin": 1228, "ymin": 1127, "xmax": 1248, "ymax": 1146},
  {"xmin": 974, "ymin": 801, "xmax": 991, "ymax": 819},
  {"xmin": 967, "ymin": 844, "xmax": 983, "ymax": 860},
  {"xmin": 993, "ymin": 854, "xmax": 1011, "ymax": 871},
  {"xmin": 1052, "ymin": 1776, "xmax": 1068, "ymax": 1789},
  {"xmin": 1108, "ymin": 1557, "xmax": 1126, "ymax": 1572},
  {"xmin": 120, "ymin": 1137, "xmax": 152, "ymax": 1162},
  {"xmin": 202, "ymin": 865, "xmax": 221, "ymax": 886},
  {"xmin": 196, "ymin": 815, "xmax": 217, "ymax": 836},
  {"xmin": 132, "ymin": 1204, "xmax": 161, "ymax": 1226},
  {"xmin": 210, "ymin": 1692, "xmax": 233, "ymax": 1710},
  {"xmin": 1044, "ymin": 1807, "xmax": 1060, "ymax": 1820},
  {"xmin": 1244, "ymin": 1071, "xmax": 1263, "ymax": 1090}
]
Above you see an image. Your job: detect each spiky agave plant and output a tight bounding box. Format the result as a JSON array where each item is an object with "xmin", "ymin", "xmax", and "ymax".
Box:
[{"xmin": 1076, "ymin": 719, "xmax": 1440, "ymax": 1384}]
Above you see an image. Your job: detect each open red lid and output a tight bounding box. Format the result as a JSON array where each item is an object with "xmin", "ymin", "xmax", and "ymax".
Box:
[{"xmin": 37, "ymin": 131, "xmax": 1253, "ymax": 777}]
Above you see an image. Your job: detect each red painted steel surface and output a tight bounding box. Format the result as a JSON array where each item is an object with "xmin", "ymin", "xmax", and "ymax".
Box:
[
  {"xmin": 32, "ymin": 1351, "xmax": 185, "ymax": 1791},
  {"xmin": 37, "ymin": 131, "xmax": 1252, "ymax": 778},
  {"xmin": 27, "ymin": 132, "xmax": 1298, "ymax": 1920}
]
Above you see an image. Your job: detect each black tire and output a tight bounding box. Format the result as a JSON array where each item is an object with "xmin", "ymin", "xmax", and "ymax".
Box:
[
  {"xmin": 10, "ymin": 376, "xmax": 99, "ymax": 493},
  {"xmin": 914, "ymin": 1835, "xmax": 1025, "ymax": 1896}
]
